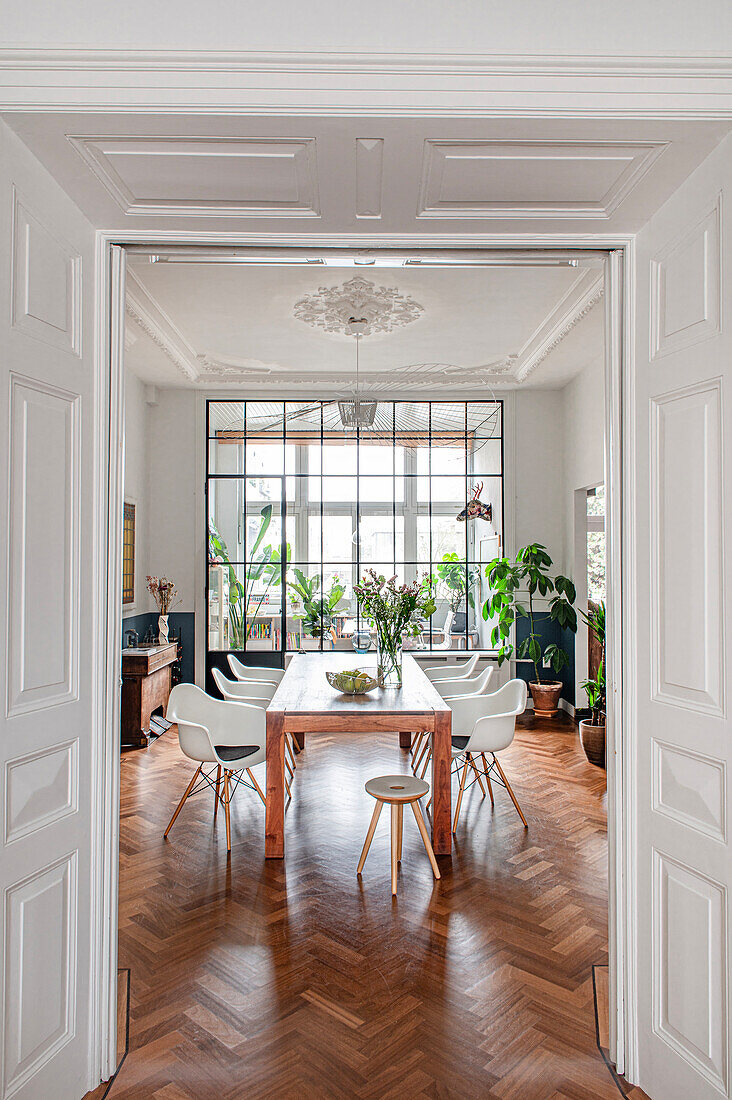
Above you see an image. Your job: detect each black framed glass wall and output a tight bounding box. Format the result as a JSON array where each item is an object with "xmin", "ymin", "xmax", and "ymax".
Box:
[{"xmin": 206, "ymin": 399, "xmax": 503, "ymax": 668}]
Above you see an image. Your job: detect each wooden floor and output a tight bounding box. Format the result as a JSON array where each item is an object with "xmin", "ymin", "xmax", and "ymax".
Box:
[{"xmin": 88, "ymin": 711, "xmax": 648, "ymax": 1099}]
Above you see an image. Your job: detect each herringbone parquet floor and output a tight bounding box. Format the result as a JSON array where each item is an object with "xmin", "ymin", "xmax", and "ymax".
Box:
[{"xmin": 90, "ymin": 712, "xmax": 647, "ymax": 1100}]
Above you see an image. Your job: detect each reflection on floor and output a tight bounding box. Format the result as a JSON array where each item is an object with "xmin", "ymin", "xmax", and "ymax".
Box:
[{"xmin": 88, "ymin": 711, "xmax": 648, "ymax": 1099}]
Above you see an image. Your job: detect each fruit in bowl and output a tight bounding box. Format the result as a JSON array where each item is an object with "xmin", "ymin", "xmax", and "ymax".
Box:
[{"xmin": 326, "ymin": 669, "xmax": 378, "ymax": 695}]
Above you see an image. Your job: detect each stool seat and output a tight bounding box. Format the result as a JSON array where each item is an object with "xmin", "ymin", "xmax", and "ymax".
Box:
[
  {"xmin": 365, "ymin": 775, "xmax": 429, "ymax": 803},
  {"xmin": 358, "ymin": 773, "xmax": 440, "ymax": 896}
]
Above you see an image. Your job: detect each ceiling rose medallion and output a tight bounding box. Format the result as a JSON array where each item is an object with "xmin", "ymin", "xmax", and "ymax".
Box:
[{"xmin": 293, "ymin": 276, "xmax": 424, "ymax": 336}]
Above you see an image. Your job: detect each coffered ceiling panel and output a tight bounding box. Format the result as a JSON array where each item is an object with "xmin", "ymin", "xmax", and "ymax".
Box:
[
  {"xmin": 68, "ymin": 136, "xmax": 320, "ymax": 217},
  {"xmin": 417, "ymin": 139, "xmax": 666, "ymax": 219},
  {"xmin": 4, "ymin": 112, "xmax": 728, "ymax": 236}
]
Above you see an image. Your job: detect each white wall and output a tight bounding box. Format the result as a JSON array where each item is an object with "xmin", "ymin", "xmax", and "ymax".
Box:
[
  {"xmin": 146, "ymin": 388, "xmax": 197, "ymax": 613},
  {"xmin": 2, "ymin": 0, "xmax": 728, "ymax": 56},
  {"xmin": 510, "ymin": 389, "xmax": 565, "ymax": 566},
  {"xmin": 560, "ymin": 352, "xmax": 606, "ymax": 702},
  {"xmin": 123, "ymin": 368, "xmax": 150, "ymax": 615}
]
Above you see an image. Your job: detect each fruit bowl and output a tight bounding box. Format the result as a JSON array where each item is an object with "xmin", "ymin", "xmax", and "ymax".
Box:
[{"xmin": 326, "ymin": 669, "xmax": 378, "ymax": 695}]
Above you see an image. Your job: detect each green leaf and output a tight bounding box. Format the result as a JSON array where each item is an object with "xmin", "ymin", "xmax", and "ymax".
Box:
[{"xmin": 249, "ymin": 505, "xmax": 273, "ymax": 559}]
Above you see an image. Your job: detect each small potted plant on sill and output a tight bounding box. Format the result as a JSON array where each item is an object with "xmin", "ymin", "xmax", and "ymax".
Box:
[
  {"xmin": 290, "ymin": 570, "xmax": 345, "ymax": 650},
  {"xmin": 433, "ymin": 552, "xmax": 480, "ymax": 636},
  {"xmin": 482, "ymin": 543, "xmax": 577, "ymax": 717},
  {"xmin": 579, "ymin": 602, "xmax": 606, "ymax": 767}
]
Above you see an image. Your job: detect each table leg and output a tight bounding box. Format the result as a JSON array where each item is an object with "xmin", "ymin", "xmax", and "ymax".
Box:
[
  {"xmin": 265, "ymin": 709, "xmax": 285, "ymax": 858},
  {"xmin": 431, "ymin": 709, "xmax": 452, "ymax": 855},
  {"xmin": 399, "ymin": 731, "xmax": 412, "ymax": 750}
]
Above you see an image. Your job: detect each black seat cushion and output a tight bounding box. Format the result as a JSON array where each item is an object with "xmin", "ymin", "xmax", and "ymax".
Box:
[
  {"xmin": 213, "ymin": 745, "xmax": 260, "ymax": 762},
  {"xmin": 451, "ymin": 735, "xmax": 470, "ymax": 751}
]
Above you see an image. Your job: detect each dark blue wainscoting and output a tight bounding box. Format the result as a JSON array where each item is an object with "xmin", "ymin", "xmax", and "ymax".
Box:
[
  {"xmin": 122, "ymin": 612, "xmax": 195, "ymax": 684},
  {"xmin": 514, "ymin": 612, "xmax": 575, "ymax": 707}
]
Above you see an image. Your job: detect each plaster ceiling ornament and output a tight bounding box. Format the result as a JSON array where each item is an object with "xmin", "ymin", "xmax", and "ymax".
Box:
[{"xmin": 293, "ymin": 275, "xmax": 424, "ymax": 336}]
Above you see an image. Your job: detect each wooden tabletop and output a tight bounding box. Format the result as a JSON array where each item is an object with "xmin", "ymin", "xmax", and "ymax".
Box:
[{"xmin": 269, "ymin": 652, "xmax": 449, "ymax": 718}]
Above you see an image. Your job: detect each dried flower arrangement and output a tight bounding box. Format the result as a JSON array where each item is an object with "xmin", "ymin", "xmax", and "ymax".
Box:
[{"xmin": 146, "ymin": 575, "xmax": 180, "ymax": 614}]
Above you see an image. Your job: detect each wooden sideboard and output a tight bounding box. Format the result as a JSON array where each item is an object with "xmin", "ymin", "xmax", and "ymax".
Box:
[{"xmin": 121, "ymin": 643, "xmax": 178, "ymax": 748}]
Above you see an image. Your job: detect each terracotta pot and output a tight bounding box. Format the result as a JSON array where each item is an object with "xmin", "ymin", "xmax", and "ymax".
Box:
[
  {"xmin": 579, "ymin": 719, "xmax": 606, "ymax": 768},
  {"xmin": 529, "ymin": 680, "xmax": 563, "ymax": 717}
]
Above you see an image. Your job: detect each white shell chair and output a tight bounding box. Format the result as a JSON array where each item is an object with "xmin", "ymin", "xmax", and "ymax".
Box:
[
  {"xmin": 432, "ymin": 666, "xmax": 494, "ymax": 699},
  {"xmin": 212, "ymin": 668, "xmax": 297, "ymax": 793},
  {"xmin": 421, "ymin": 653, "xmax": 480, "ymax": 682},
  {"xmin": 228, "ymin": 654, "xmax": 285, "ymax": 686},
  {"xmin": 443, "ymin": 679, "xmax": 528, "ymax": 833},
  {"xmin": 411, "ymin": 667, "xmax": 495, "ymax": 777},
  {"xmin": 165, "ymin": 683, "xmax": 267, "ymax": 852}
]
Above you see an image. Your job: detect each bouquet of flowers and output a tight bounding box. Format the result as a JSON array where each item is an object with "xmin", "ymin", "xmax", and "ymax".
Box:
[
  {"xmin": 146, "ymin": 575, "xmax": 180, "ymax": 614},
  {"xmin": 354, "ymin": 569, "xmax": 436, "ymax": 687}
]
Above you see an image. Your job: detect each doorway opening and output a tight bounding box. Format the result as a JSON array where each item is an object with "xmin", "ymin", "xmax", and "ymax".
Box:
[{"xmin": 99, "ymin": 242, "xmax": 627, "ymax": 1098}]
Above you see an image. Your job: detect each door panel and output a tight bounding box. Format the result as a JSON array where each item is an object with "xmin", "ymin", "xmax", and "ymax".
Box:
[
  {"xmin": 0, "ymin": 119, "xmax": 96, "ymax": 1099},
  {"xmin": 635, "ymin": 132, "xmax": 731, "ymax": 1099}
]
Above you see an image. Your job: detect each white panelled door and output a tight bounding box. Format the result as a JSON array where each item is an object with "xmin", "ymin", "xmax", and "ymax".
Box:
[
  {"xmin": 634, "ymin": 131, "xmax": 732, "ymax": 1098},
  {"xmin": 0, "ymin": 120, "xmax": 97, "ymax": 1098}
]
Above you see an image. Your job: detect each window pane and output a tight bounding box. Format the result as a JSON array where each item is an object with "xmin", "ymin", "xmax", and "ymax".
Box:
[
  {"xmin": 470, "ymin": 437, "xmax": 502, "ymax": 477},
  {"xmin": 208, "ymin": 478, "xmax": 244, "ymax": 561},
  {"xmin": 245, "ymin": 475, "xmax": 283, "ymax": 505},
  {"xmin": 467, "ymin": 401, "xmax": 501, "ymax": 439},
  {"xmin": 587, "ymin": 485, "xmax": 605, "ymax": 517},
  {"xmin": 587, "ymin": 531, "xmax": 606, "ymax": 601},
  {"xmin": 358, "ymin": 515, "xmax": 404, "ymax": 563},
  {"xmin": 208, "ymin": 401, "xmax": 245, "ymax": 435},
  {"xmin": 244, "ymin": 505, "xmax": 283, "ymax": 561},
  {"xmin": 310, "ymin": 515, "xmax": 353, "ymax": 563},
  {"xmin": 417, "ymin": 516, "xmax": 466, "ymax": 562}
]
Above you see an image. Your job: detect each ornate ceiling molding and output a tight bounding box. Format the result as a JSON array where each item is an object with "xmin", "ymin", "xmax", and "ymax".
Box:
[
  {"xmin": 293, "ymin": 275, "xmax": 424, "ymax": 336},
  {"xmin": 196, "ymin": 356, "xmax": 517, "ymax": 389},
  {"xmin": 513, "ymin": 268, "xmax": 605, "ymax": 383},
  {"xmin": 125, "ymin": 270, "xmax": 200, "ymax": 382}
]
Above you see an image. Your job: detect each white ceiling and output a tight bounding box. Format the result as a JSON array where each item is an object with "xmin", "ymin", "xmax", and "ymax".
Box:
[
  {"xmin": 5, "ymin": 112, "xmax": 729, "ymax": 238},
  {"xmin": 124, "ymin": 256, "xmax": 605, "ymax": 392}
]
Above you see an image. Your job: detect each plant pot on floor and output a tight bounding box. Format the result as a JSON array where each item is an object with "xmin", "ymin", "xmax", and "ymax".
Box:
[
  {"xmin": 529, "ymin": 681, "xmax": 563, "ymax": 717},
  {"xmin": 579, "ymin": 719, "xmax": 606, "ymax": 768}
]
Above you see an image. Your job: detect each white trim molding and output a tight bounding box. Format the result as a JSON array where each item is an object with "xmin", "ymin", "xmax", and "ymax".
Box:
[{"xmin": 515, "ymin": 267, "xmax": 605, "ymax": 382}]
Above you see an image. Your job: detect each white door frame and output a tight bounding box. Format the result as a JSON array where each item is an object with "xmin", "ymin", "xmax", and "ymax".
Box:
[{"xmin": 93, "ymin": 230, "xmax": 635, "ymax": 1083}]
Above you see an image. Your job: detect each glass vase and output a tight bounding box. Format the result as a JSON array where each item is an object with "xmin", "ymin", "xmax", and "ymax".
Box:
[{"xmin": 377, "ymin": 634, "xmax": 403, "ymax": 688}]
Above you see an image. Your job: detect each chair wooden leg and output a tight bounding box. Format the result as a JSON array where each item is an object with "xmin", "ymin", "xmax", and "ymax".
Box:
[
  {"xmin": 213, "ymin": 765, "xmax": 222, "ymax": 822},
  {"xmin": 164, "ymin": 764, "xmax": 202, "ymax": 837},
  {"xmin": 467, "ymin": 753, "xmax": 486, "ymax": 797},
  {"xmin": 357, "ymin": 799, "xmax": 384, "ymax": 874},
  {"xmin": 453, "ymin": 758, "xmax": 470, "ymax": 833},
  {"xmin": 410, "ymin": 799, "xmax": 441, "ymax": 880},
  {"xmin": 481, "ymin": 753, "xmax": 494, "ymax": 805},
  {"xmin": 413, "ymin": 737, "xmax": 430, "ymax": 775},
  {"xmin": 396, "ymin": 803, "xmax": 403, "ymax": 863},
  {"xmin": 286, "ymin": 736, "xmax": 297, "ymax": 771},
  {"xmin": 419, "ymin": 746, "xmax": 432, "ymax": 780},
  {"xmin": 247, "ymin": 768, "xmax": 267, "ymax": 806},
  {"xmin": 223, "ymin": 771, "xmax": 232, "ymax": 851},
  {"xmin": 492, "ymin": 756, "xmax": 528, "ymax": 828},
  {"xmin": 411, "ymin": 732, "xmax": 425, "ymax": 760},
  {"xmin": 390, "ymin": 804, "xmax": 399, "ymax": 895}
]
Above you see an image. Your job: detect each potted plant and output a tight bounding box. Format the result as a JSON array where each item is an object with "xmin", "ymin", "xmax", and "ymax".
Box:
[
  {"xmin": 434, "ymin": 552, "xmax": 480, "ymax": 635},
  {"xmin": 483, "ymin": 543, "xmax": 577, "ymax": 717},
  {"xmin": 290, "ymin": 570, "xmax": 346, "ymax": 649},
  {"xmin": 579, "ymin": 602, "xmax": 606, "ymax": 766},
  {"xmin": 354, "ymin": 569, "xmax": 436, "ymax": 687}
]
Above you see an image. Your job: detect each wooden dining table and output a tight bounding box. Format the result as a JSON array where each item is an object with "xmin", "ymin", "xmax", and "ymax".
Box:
[{"xmin": 264, "ymin": 652, "xmax": 452, "ymax": 858}]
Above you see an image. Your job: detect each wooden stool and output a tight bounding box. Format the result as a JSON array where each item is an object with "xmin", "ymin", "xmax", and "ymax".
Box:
[{"xmin": 357, "ymin": 775, "xmax": 441, "ymax": 896}]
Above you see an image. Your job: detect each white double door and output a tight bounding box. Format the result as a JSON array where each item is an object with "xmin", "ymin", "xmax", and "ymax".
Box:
[
  {"xmin": 0, "ymin": 119, "xmax": 98, "ymax": 1098},
  {"xmin": 633, "ymin": 130, "xmax": 732, "ymax": 1097}
]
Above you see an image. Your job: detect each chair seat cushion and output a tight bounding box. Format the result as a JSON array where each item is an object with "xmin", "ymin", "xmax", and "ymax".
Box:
[
  {"xmin": 214, "ymin": 744, "xmax": 261, "ymax": 762},
  {"xmin": 451, "ymin": 735, "xmax": 470, "ymax": 751}
]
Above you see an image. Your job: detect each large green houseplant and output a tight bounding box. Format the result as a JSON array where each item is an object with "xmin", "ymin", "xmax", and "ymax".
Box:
[{"xmin": 483, "ymin": 543, "xmax": 577, "ymax": 716}]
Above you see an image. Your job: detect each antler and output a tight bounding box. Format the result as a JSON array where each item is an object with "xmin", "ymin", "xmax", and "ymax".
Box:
[{"xmin": 472, "ymin": 481, "xmax": 483, "ymax": 500}]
